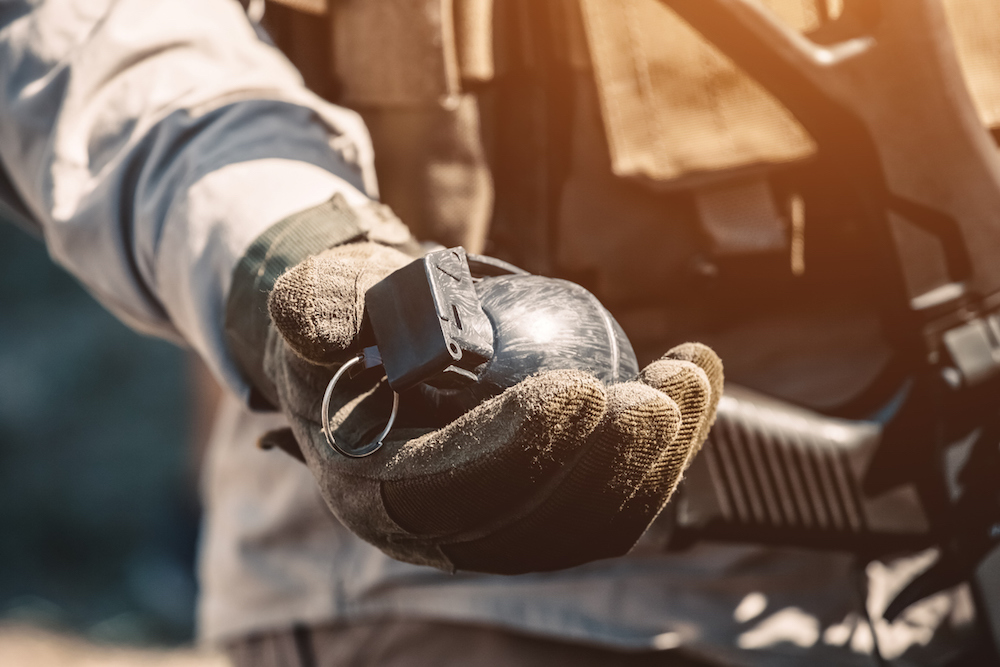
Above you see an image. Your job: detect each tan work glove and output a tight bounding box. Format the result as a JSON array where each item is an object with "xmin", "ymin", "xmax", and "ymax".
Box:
[{"xmin": 261, "ymin": 241, "xmax": 723, "ymax": 574}]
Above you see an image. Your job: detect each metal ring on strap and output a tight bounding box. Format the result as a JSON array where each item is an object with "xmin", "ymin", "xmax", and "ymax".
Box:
[{"xmin": 321, "ymin": 354, "xmax": 399, "ymax": 458}]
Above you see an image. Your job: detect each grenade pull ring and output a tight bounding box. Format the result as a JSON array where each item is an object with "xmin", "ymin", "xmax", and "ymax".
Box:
[{"xmin": 321, "ymin": 349, "xmax": 399, "ymax": 458}]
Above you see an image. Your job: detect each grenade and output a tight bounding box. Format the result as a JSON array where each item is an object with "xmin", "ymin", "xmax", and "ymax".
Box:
[{"xmin": 322, "ymin": 247, "xmax": 639, "ymax": 457}]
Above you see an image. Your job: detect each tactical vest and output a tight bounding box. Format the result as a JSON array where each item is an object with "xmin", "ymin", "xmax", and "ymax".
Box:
[{"xmin": 261, "ymin": 0, "xmax": 1000, "ymax": 412}]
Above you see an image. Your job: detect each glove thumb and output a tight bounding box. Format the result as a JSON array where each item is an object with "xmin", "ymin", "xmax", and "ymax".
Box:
[{"xmin": 268, "ymin": 242, "xmax": 413, "ymax": 365}]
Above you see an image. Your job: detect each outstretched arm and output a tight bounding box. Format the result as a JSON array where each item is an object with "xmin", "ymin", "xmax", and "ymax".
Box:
[{"xmin": 0, "ymin": 0, "xmax": 380, "ymax": 399}]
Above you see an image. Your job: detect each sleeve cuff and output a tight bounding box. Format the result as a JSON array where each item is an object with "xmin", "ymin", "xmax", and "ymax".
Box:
[{"xmin": 224, "ymin": 194, "xmax": 368, "ymax": 409}]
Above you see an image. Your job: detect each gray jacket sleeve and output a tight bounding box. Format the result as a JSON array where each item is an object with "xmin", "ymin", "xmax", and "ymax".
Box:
[{"xmin": 0, "ymin": 0, "xmax": 380, "ymax": 400}]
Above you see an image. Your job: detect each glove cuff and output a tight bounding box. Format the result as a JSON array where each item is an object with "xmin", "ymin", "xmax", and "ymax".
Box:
[{"xmin": 225, "ymin": 193, "xmax": 414, "ymax": 409}]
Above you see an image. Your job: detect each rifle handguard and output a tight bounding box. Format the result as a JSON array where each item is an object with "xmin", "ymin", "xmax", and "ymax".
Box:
[{"xmin": 673, "ymin": 386, "xmax": 932, "ymax": 554}]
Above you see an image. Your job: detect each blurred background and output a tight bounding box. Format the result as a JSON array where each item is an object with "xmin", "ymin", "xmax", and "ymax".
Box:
[{"xmin": 0, "ymin": 222, "xmax": 225, "ymax": 663}]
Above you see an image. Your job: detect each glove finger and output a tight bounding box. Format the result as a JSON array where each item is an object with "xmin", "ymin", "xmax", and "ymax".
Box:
[
  {"xmin": 618, "ymin": 361, "xmax": 711, "ymax": 539},
  {"xmin": 650, "ymin": 342, "xmax": 723, "ymax": 445},
  {"xmin": 440, "ymin": 381, "xmax": 682, "ymax": 574},
  {"xmin": 660, "ymin": 342, "xmax": 723, "ymax": 393},
  {"xmin": 639, "ymin": 353, "xmax": 715, "ymax": 462},
  {"xmin": 268, "ymin": 242, "xmax": 412, "ymax": 365}
]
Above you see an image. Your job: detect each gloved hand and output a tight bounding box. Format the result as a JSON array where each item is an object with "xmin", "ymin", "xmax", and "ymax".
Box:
[{"xmin": 259, "ymin": 240, "xmax": 723, "ymax": 575}]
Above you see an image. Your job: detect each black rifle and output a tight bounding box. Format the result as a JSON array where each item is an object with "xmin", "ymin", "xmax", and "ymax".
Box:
[
  {"xmin": 659, "ymin": 0, "xmax": 1000, "ymax": 656},
  {"xmin": 672, "ymin": 380, "xmax": 1000, "ymax": 637}
]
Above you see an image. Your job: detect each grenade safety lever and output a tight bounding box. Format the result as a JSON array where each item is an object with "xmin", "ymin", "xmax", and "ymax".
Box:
[
  {"xmin": 365, "ymin": 246, "xmax": 495, "ymax": 392},
  {"xmin": 321, "ymin": 247, "xmax": 505, "ymax": 457}
]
